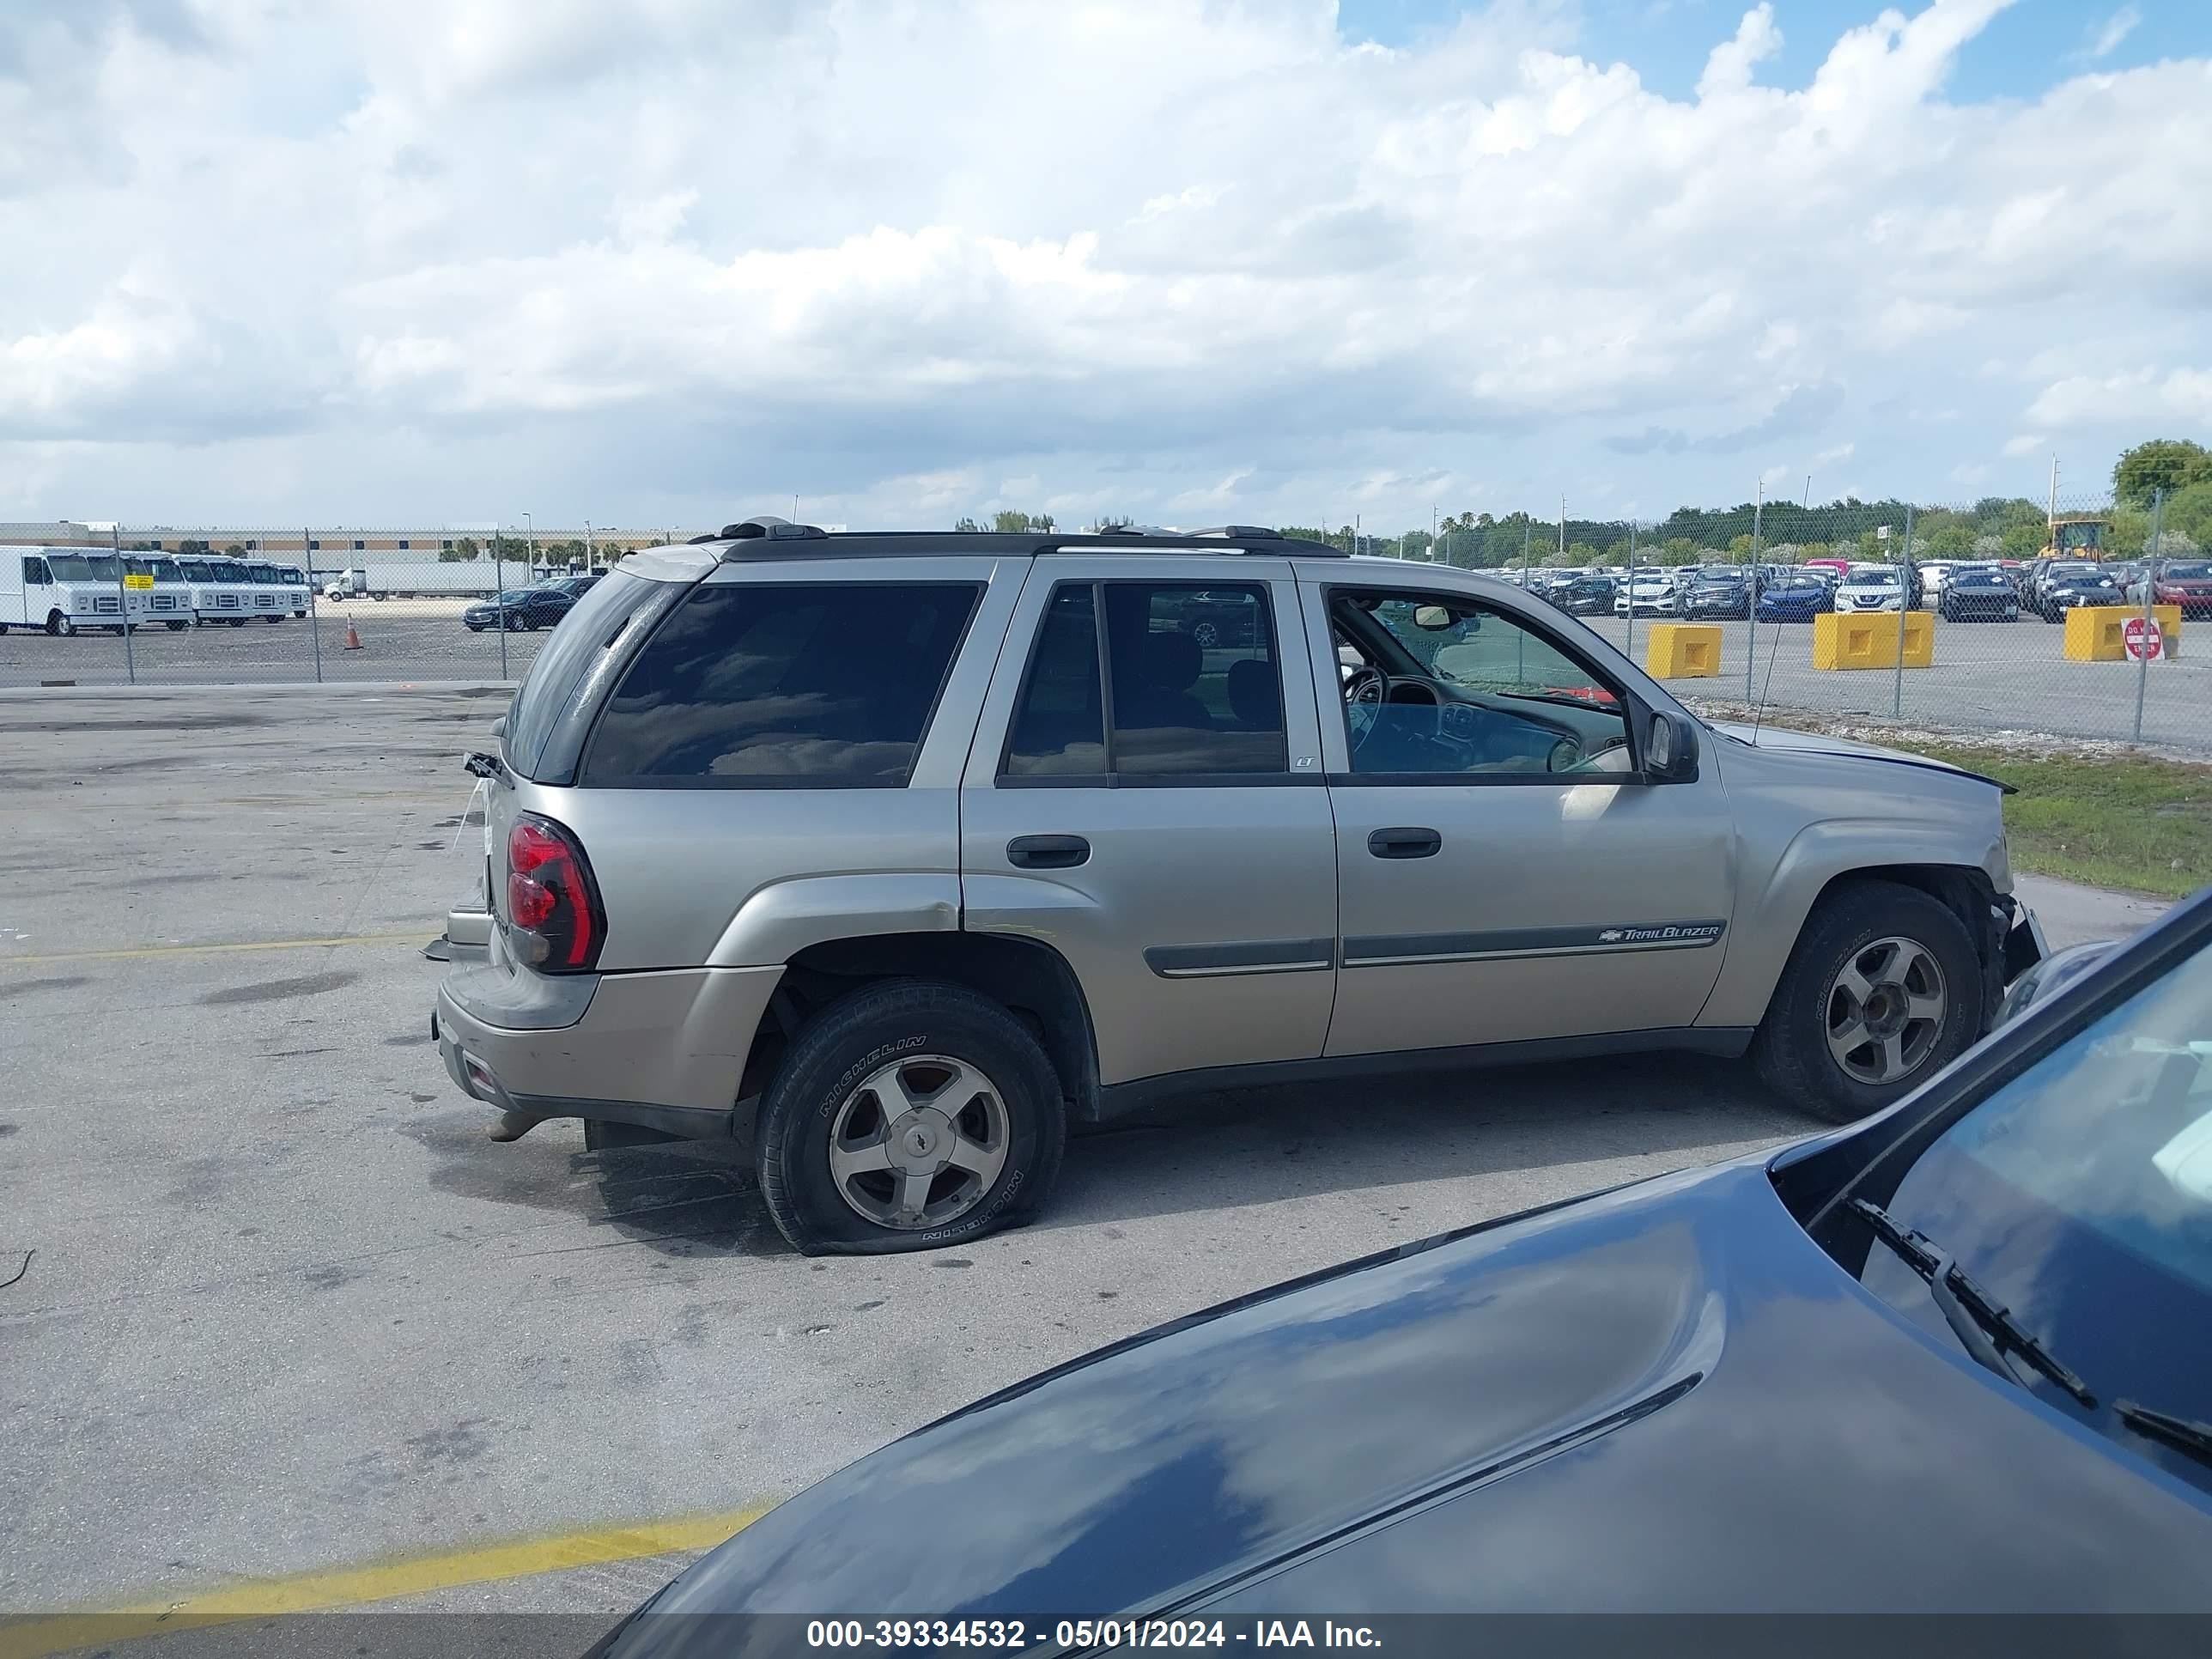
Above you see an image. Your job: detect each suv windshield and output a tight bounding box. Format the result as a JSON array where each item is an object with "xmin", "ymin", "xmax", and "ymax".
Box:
[
  {"xmin": 208, "ymin": 561, "xmax": 249, "ymax": 581},
  {"xmin": 125, "ymin": 557, "xmax": 185, "ymax": 582},
  {"xmin": 246, "ymin": 563, "xmax": 282, "ymax": 583},
  {"xmin": 1853, "ymin": 933, "xmax": 2212, "ymax": 1492},
  {"xmin": 2161, "ymin": 562, "xmax": 2212, "ymax": 580},
  {"xmin": 1846, "ymin": 568, "xmax": 1898, "ymax": 586}
]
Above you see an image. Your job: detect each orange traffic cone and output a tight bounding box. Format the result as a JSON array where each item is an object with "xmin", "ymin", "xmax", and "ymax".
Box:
[{"xmin": 343, "ymin": 619, "xmax": 363, "ymax": 651}]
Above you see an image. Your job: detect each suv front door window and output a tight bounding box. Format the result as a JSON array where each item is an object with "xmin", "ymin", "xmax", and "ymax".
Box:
[
  {"xmin": 1306, "ymin": 576, "xmax": 1734, "ymax": 1058},
  {"xmin": 1334, "ymin": 592, "xmax": 1632, "ymax": 778}
]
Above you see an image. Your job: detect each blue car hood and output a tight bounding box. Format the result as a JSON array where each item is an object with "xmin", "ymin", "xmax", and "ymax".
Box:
[{"xmin": 618, "ymin": 1164, "xmax": 2212, "ymax": 1638}]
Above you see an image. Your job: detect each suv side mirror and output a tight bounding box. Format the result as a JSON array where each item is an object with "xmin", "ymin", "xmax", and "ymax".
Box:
[{"xmin": 1644, "ymin": 709, "xmax": 1699, "ymax": 783}]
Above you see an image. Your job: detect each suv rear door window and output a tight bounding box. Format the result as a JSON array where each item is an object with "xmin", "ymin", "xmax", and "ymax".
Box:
[
  {"xmin": 583, "ymin": 582, "xmax": 981, "ymax": 787},
  {"xmin": 1001, "ymin": 580, "xmax": 1286, "ymax": 779}
]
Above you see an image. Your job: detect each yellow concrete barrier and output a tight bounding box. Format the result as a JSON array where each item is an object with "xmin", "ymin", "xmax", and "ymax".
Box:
[
  {"xmin": 2063, "ymin": 605, "xmax": 2183, "ymax": 662},
  {"xmin": 1643, "ymin": 623, "xmax": 1723, "ymax": 679},
  {"xmin": 1812, "ymin": 611, "xmax": 1933, "ymax": 671}
]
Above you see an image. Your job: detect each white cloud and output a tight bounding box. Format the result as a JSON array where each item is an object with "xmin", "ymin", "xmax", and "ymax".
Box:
[
  {"xmin": 1698, "ymin": 3, "xmax": 1783, "ymax": 100},
  {"xmin": 2088, "ymin": 6, "xmax": 2142, "ymax": 59},
  {"xmin": 0, "ymin": 0, "xmax": 2206, "ymax": 527},
  {"xmin": 2025, "ymin": 368, "xmax": 2212, "ymax": 430},
  {"xmin": 2002, "ymin": 434, "xmax": 2050, "ymax": 458}
]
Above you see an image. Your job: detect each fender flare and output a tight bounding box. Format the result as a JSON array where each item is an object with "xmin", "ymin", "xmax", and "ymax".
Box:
[{"xmin": 1697, "ymin": 818, "xmax": 2006, "ymax": 1030}]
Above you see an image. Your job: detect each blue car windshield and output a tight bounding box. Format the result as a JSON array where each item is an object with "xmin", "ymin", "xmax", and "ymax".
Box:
[{"xmin": 1868, "ymin": 936, "xmax": 2212, "ymax": 1486}]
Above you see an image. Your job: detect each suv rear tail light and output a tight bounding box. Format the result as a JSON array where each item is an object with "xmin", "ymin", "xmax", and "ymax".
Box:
[{"xmin": 505, "ymin": 812, "xmax": 605, "ymax": 972}]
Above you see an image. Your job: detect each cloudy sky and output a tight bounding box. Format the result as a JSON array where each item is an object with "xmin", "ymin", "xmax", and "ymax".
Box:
[{"xmin": 3, "ymin": 0, "xmax": 2206, "ymax": 533}]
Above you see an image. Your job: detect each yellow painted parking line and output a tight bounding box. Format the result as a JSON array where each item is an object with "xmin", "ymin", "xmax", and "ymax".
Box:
[
  {"xmin": 0, "ymin": 932, "xmax": 427, "ymax": 969},
  {"xmin": 0, "ymin": 1506, "xmax": 768, "ymax": 1659}
]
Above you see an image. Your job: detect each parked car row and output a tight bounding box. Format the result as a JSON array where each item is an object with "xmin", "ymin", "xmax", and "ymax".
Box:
[
  {"xmin": 0, "ymin": 548, "xmax": 308, "ymax": 635},
  {"xmin": 1504, "ymin": 556, "xmax": 2192, "ymax": 629}
]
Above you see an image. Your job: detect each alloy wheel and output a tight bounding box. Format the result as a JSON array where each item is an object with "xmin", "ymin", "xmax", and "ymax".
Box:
[
  {"xmin": 826, "ymin": 1054, "xmax": 1010, "ymax": 1231},
  {"xmin": 1825, "ymin": 936, "xmax": 1947, "ymax": 1086}
]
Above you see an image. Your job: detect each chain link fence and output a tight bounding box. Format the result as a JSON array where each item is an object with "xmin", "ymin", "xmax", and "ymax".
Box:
[
  {"xmin": 4, "ymin": 503, "xmax": 2209, "ymax": 754},
  {"xmin": 0, "ymin": 525, "xmax": 686, "ymax": 691}
]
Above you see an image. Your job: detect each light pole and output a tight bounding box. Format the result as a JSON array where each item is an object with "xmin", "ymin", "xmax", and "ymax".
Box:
[{"xmin": 523, "ymin": 512, "xmax": 533, "ymax": 579}]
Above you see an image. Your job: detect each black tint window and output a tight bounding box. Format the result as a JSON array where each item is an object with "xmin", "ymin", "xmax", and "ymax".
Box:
[
  {"xmin": 23, "ymin": 556, "xmax": 48, "ymax": 585},
  {"xmin": 1105, "ymin": 583, "xmax": 1284, "ymax": 775},
  {"xmin": 506, "ymin": 571, "xmax": 672, "ymax": 780},
  {"xmin": 1004, "ymin": 586, "xmax": 1105, "ymax": 776},
  {"xmin": 585, "ymin": 582, "xmax": 980, "ymax": 786},
  {"xmin": 1000, "ymin": 581, "xmax": 1286, "ymax": 780}
]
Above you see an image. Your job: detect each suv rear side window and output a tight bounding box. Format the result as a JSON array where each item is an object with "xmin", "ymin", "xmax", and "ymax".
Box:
[
  {"xmin": 1002, "ymin": 580, "xmax": 1286, "ymax": 779},
  {"xmin": 583, "ymin": 582, "xmax": 981, "ymax": 787},
  {"xmin": 505, "ymin": 569, "xmax": 672, "ymax": 780}
]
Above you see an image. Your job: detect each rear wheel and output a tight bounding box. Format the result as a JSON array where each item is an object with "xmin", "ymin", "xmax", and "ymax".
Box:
[
  {"xmin": 1753, "ymin": 878, "xmax": 1983, "ymax": 1125},
  {"xmin": 756, "ymin": 979, "xmax": 1066, "ymax": 1255}
]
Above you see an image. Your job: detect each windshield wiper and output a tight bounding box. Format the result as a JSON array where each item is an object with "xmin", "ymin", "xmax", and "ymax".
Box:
[
  {"xmin": 2116, "ymin": 1402, "xmax": 2212, "ymax": 1471},
  {"xmin": 1847, "ymin": 1199, "xmax": 2096, "ymax": 1407}
]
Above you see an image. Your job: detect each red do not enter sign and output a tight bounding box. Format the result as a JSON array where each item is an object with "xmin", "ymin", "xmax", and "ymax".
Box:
[{"xmin": 2123, "ymin": 616, "xmax": 2164, "ymax": 661}]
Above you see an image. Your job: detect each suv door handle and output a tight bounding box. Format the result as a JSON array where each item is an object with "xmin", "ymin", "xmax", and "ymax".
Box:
[
  {"xmin": 1367, "ymin": 827, "xmax": 1441, "ymax": 860},
  {"xmin": 1007, "ymin": 835, "xmax": 1091, "ymax": 870}
]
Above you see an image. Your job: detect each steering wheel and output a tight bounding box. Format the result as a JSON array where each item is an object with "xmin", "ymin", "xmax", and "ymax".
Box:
[{"xmin": 1344, "ymin": 665, "xmax": 1387, "ymax": 750}]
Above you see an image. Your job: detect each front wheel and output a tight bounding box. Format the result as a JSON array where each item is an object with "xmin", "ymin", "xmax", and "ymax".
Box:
[
  {"xmin": 48, "ymin": 611, "xmax": 75, "ymax": 637},
  {"xmin": 756, "ymin": 980, "xmax": 1066, "ymax": 1255},
  {"xmin": 1753, "ymin": 878, "xmax": 1983, "ymax": 1125}
]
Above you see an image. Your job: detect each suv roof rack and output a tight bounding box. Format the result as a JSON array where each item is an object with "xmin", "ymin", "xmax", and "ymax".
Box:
[{"xmin": 701, "ymin": 522, "xmax": 1349, "ymax": 562}]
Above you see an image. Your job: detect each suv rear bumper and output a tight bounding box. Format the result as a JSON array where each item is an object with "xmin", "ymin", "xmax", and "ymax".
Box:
[{"xmin": 433, "ymin": 958, "xmax": 783, "ymax": 1140}]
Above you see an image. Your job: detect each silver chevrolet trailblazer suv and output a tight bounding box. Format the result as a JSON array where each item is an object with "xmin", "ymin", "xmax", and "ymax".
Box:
[{"xmin": 433, "ymin": 520, "xmax": 2045, "ymax": 1255}]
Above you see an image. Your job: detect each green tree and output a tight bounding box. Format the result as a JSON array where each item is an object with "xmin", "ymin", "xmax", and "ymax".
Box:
[
  {"xmin": 2113, "ymin": 439, "xmax": 2212, "ymax": 506},
  {"xmin": 2000, "ymin": 520, "xmax": 2045, "ymax": 560},
  {"xmin": 952, "ymin": 516, "xmax": 982, "ymax": 532},
  {"xmin": 2108, "ymin": 506, "xmax": 2154, "ymax": 558},
  {"xmin": 1726, "ymin": 533, "xmax": 1754, "ymax": 560},
  {"xmin": 992, "ymin": 510, "xmax": 1034, "ymax": 533},
  {"xmin": 1656, "ymin": 537, "xmax": 1698, "ymax": 566},
  {"xmin": 1565, "ymin": 541, "xmax": 1600, "ymax": 567},
  {"xmin": 440, "ymin": 537, "xmax": 482, "ymax": 563},
  {"xmin": 176, "ymin": 539, "xmax": 210, "ymax": 556},
  {"xmin": 487, "ymin": 533, "xmax": 532, "ymax": 563},
  {"xmin": 2161, "ymin": 481, "xmax": 2212, "ymax": 548},
  {"xmin": 223, "ymin": 544, "xmax": 247, "ymax": 557},
  {"xmin": 1919, "ymin": 524, "xmax": 1975, "ymax": 560}
]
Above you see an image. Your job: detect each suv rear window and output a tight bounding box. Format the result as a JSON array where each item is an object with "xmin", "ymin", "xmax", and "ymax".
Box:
[{"xmin": 581, "ymin": 581, "xmax": 981, "ymax": 787}]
